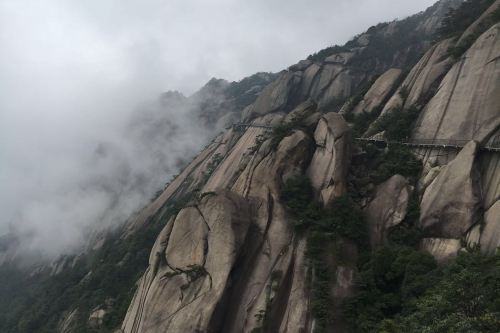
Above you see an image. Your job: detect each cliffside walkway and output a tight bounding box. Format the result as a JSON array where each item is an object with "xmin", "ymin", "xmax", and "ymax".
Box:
[
  {"xmin": 233, "ymin": 123, "xmax": 274, "ymax": 131},
  {"xmin": 355, "ymin": 137, "xmax": 500, "ymax": 152},
  {"xmin": 232, "ymin": 123, "xmax": 500, "ymax": 152}
]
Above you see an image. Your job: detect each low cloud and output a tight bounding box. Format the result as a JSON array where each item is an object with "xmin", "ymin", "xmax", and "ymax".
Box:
[{"xmin": 0, "ymin": 0, "xmax": 437, "ymax": 258}]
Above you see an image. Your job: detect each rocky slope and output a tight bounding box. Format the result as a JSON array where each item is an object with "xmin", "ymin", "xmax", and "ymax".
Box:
[
  {"xmin": 118, "ymin": 1, "xmax": 500, "ymax": 332},
  {"xmin": 1, "ymin": 0, "xmax": 499, "ymax": 332}
]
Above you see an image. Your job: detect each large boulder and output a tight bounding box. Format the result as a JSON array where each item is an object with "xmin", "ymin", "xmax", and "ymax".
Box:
[
  {"xmin": 307, "ymin": 113, "xmax": 352, "ymax": 206},
  {"xmin": 246, "ymin": 71, "xmax": 300, "ymax": 120},
  {"xmin": 296, "ymin": 63, "xmax": 321, "ymax": 101},
  {"xmin": 419, "ymin": 141, "xmax": 482, "ymax": 238},
  {"xmin": 309, "ymin": 64, "xmax": 344, "ymax": 100},
  {"xmin": 308, "ymin": 65, "xmax": 362, "ymax": 110},
  {"xmin": 121, "ymin": 191, "xmax": 252, "ymax": 333},
  {"xmin": 364, "ymin": 175, "xmax": 413, "ymax": 248},
  {"xmin": 352, "ymin": 68, "xmax": 402, "ymax": 115}
]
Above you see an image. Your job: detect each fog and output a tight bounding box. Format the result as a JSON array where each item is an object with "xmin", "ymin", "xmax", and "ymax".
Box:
[{"xmin": 0, "ymin": 0, "xmax": 437, "ymax": 258}]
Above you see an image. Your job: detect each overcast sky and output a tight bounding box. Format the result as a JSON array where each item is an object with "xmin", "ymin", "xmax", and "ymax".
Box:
[{"xmin": 0, "ymin": 0, "xmax": 438, "ymax": 258}]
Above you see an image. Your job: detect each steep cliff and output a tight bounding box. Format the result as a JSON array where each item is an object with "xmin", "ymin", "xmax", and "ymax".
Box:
[
  {"xmin": 1, "ymin": 1, "xmax": 499, "ymax": 332},
  {"xmin": 121, "ymin": 1, "xmax": 500, "ymax": 332}
]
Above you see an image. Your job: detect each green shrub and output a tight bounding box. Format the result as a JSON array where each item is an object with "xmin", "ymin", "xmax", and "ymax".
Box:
[
  {"xmin": 387, "ymin": 193, "xmax": 423, "ymax": 248},
  {"xmin": 371, "ymin": 106, "xmax": 421, "ymax": 141},
  {"xmin": 436, "ymin": 0, "xmax": 495, "ymax": 39},
  {"xmin": 201, "ymin": 153, "xmax": 224, "ymax": 184},
  {"xmin": 395, "ymin": 249, "xmax": 500, "ymax": 333},
  {"xmin": 281, "ymin": 176, "xmax": 368, "ymax": 330},
  {"xmin": 372, "ymin": 144, "xmax": 422, "ymax": 184},
  {"xmin": 438, "ymin": 1, "xmax": 500, "ymax": 61},
  {"xmin": 348, "ymin": 107, "xmax": 382, "ymax": 138},
  {"xmin": 0, "ymin": 199, "xmax": 178, "ymax": 333},
  {"xmin": 269, "ymin": 114, "xmax": 307, "ymax": 149},
  {"xmin": 281, "ymin": 177, "xmax": 367, "ymax": 244},
  {"xmin": 344, "ymin": 245, "xmax": 438, "ymax": 332},
  {"xmin": 447, "ymin": 34, "xmax": 477, "ymax": 59},
  {"xmin": 281, "ymin": 176, "xmax": 315, "ymax": 222},
  {"xmin": 343, "ymin": 75, "xmax": 381, "ymax": 115},
  {"xmin": 346, "ymin": 243, "xmax": 500, "ymax": 333},
  {"xmin": 307, "ymin": 45, "xmax": 350, "ymax": 62}
]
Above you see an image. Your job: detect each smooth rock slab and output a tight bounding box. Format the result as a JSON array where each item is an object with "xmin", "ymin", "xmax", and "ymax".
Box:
[
  {"xmin": 421, "ymin": 238, "xmax": 461, "ymax": 263},
  {"xmin": 365, "ymin": 175, "xmax": 413, "ymax": 248},
  {"xmin": 419, "ymin": 141, "xmax": 482, "ymax": 238}
]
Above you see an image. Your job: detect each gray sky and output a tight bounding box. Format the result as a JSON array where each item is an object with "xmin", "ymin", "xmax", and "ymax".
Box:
[{"xmin": 0, "ymin": 0, "xmax": 438, "ymax": 257}]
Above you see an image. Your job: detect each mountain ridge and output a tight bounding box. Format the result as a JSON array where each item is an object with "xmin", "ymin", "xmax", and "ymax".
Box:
[{"xmin": 1, "ymin": 0, "xmax": 500, "ymax": 332}]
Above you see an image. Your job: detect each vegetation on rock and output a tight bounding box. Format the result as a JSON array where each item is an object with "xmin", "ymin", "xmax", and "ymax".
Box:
[
  {"xmin": 438, "ymin": 0, "xmax": 500, "ymax": 59},
  {"xmin": 347, "ymin": 247, "xmax": 500, "ymax": 333},
  {"xmin": 281, "ymin": 176, "xmax": 367, "ymax": 245},
  {"xmin": 437, "ymin": 0, "xmax": 496, "ymax": 39},
  {"xmin": 281, "ymin": 176, "xmax": 367, "ymax": 331},
  {"xmin": 370, "ymin": 106, "xmax": 420, "ymax": 141},
  {"xmin": 0, "ymin": 199, "xmax": 183, "ymax": 333},
  {"xmin": 269, "ymin": 115, "xmax": 309, "ymax": 149}
]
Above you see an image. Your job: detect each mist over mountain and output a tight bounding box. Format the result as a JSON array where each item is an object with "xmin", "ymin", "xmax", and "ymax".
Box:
[
  {"xmin": 1, "ymin": 0, "xmax": 500, "ymax": 333},
  {"xmin": 0, "ymin": 0, "xmax": 438, "ymax": 258}
]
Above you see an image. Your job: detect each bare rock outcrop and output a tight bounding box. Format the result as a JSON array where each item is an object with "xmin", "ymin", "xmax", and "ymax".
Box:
[
  {"xmin": 413, "ymin": 23, "xmax": 500, "ymax": 141},
  {"xmin": 379, "ymin": 37, "xmax": 454, "ymax": 118},
  {"xmin": 122, "ymin": 111, "xmax": 316, "ymax": 333},
  {"xmin": 364, "ymin": 175, "xmax": 413, "ymax": 248},
  {"xmin": 245, "ymin": 71, "xmax": 299, "ymax": 119},
  {"xmin": 223, "ymin": 130, "xmax": 313, "ymax": 332},
  {"xmin": 421, "ymin": 238, "xmax": 461, "ymax": 263},
  {"xmin": 307, "ymin": 113, "xmax": 352, "ymax": 206},
  {"xmin": 351, "ymin": 68, "xmax": 402, "ymax": 115},
  {"xmin": 418, "ymin": 165, "xmax": 442, "ymax": 193},
  {"xmin": 419, "ymin": 141, "xmax": 482, "ymax": 238},
  {"xmin": 121, "ymin": 191, "xmax": 253, "ymax": 333},
  {"xmin": 115, "ymin": 4, "xmax": 498, "ymax": 333}
]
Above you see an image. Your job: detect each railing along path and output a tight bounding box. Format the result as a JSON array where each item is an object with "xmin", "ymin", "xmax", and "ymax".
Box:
[{"xmin": 232, "ymin": 123, "xmax": 500, "ymax": 152}]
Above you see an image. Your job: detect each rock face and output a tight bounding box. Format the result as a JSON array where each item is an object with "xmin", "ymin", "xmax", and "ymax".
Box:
[
  {"xmin": 480, "ymin": 201, "xmax": 500, "ymax": 254},
  {"xmin": 414, "ymin": 23, "xmax": 500, "ymax": 141},
  {"xmin": 352, "ymin": 68, "xmax": 402, "ymax": 115},
  {"xmin": 249, "ymin": 71, "xmax": 298, "ymax": 117},
  {"xmin": 378, "ymin": 37, "xmax": 454, "ymax": 119},
  {"xmin": 122, "ymin": 107, "xmax": 317, "ymax": 332},
  {"xmin": 122, "ymin": 191, "xmax": 253, "ymax": 333},
  {"xmin": 307, "ymin": 113, "xmax": 352, "ymax": 206},
  {"xmin": 114, "ymin": 2, "xmax": 499, "ymax": 332},
  {"xmin": 365, "ymin": 175, "xmax": 413, "ymax": 248},
  {"xmin": 2, "ymin": 2, "xmax": 500, "ymax": 332},
  {"xmin": 402, "ymin": 38, "xmax": 455, "ymax": 109},
  {"xmin": 421, "ymin": 238, "xmax": 461, "ymax": 263},
  {"xmin": 88, "ymin": 308, "xmax": 107, "ymax": 329},
  {"xmin": 419, "ymin": 141, "xmax": 482, "ymax": 238}
]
